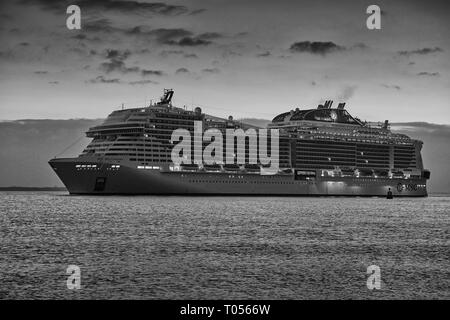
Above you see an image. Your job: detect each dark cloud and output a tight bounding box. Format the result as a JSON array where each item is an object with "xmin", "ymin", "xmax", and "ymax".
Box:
[
  {"xmin": 289, "ymin": 41, "xmax": 344, "ymax": 55},
  {"xmin": 0, "ymin": 13, "xmax": 12, "ymax": 20},
  {"xmin": 398, "ymin": 47, "xmax": 443, "ymax": 56},
  {"xmin": 21, "ymin": 0, "xmax": 189, "ymax": 16},
  {"xmin": 98, "ymin": 50, "xmax": 165, "ymax": 76},
  {"xmin": 71, "ymin": 33, "xmax": 101, "ymax": 43},
  {"xmin": 351, "ymin": 43, "xmax": 369, "ymax": 50},
  {"xmin": 175, "ymin": 67, "xmax": 190, "ymax": 74},
  {"xmin": 159, "ymin": 50, "xmax": 198, "ymax": 58},
  {"xmin": 160, "ymin": 50, "xmax": 184, "ymax": 57},
  {"xmin": 129, "ymin": 27, "xmax": 191, "ymax": 42},
  {"xmin": 382, "ymin": 84, "xmax": 401, "ymax": 90},
  {"xmin": 197, "ymin": 32, "xmax": 223, "ymax": 40},
  {"xmin": 86, "ymin": 24, "xmax": 218, "ymax": 47},
  {"xmin": 235, "ymin": 32, "xmax": 249, "ymax": 37},
  {"xmin": 141, "ymin": 69, "xmax": 164, "ymax": 76},
  {"xmin": 88, "ymin": 75, "xmax": 121, "ymax": 84},
  {"xmin": 417, "ymin": 72, "xmax": 440, "ymax": 77},
  {"xmin": 104, "ymin": 49, "xmax": 131, "ymax": 60},
  {"xmin": 83, "ymin": 18, "xmax": 115, "ymax": 33},
  {"xmin": 100, "ymin": 60, "xmax": 139, "ymax": 73},
  {"xmin": 165, "ymin": 37, "xmax": 211, "ymax": 46},
  {"xmin": 256, "ymin": 51, "xmax": 271, "ymax": 57},
  {"xmin": 128, "ymin": 80, "xmax": 158, "ymax": 85},
  {"xmin": 127, "ymin": 26, "xmax": 147, "ymax": 35},
  {"xmin": 130, "ymin": 27, "xmax": 212, "ymax": 45},
  {"xmin": 71, "ymin": 34, "xmax": 87, "ymax": 40},
  {"xmin": 202, "ymin": 68, "xmax": 220, "ymax": 74},
  {"xmin": 131, "ymin": 28, "xmax": 217, "ymax": 46},
  {"xmin": 99, "ymin": 49, "xmax": 138, "ymax": 74},
  {"xmin": 221, "ymin": 50, "xmax": 242, "ymax": 58},
  {"xmin": 189, "ymin": 9, "xmax": 206, "ymax": 15}
]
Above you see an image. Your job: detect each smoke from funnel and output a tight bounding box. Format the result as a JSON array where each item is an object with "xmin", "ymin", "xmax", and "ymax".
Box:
[{"xmin": 338, "ymin": 85, "xmax": 357, "ymax": 101}]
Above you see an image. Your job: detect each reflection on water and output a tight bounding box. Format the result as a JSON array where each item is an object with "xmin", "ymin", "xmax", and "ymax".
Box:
[{"xmin": 1, "ymin": 192, "xmax": 449, "ymax": 299}]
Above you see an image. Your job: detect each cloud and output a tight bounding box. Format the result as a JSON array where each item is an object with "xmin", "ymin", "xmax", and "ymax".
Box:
[
  {"xmin": 71, "ymin": 34, "xmax": 87, "ymax": 40},
  {"xmin": 256, "ymin": 51, "xmax": 271, "ymax": 57},
  {"xmin": 221, "ymin": 50, "xmax": 242, "ymax": 59},
  {"xmin": 337, "ymin": 85, "xmax": 357, "ymax": 100},
  {"xmin": 175, "ymin": 67, "xmax": 190, "ymax": 74},
  {"xmin": 235, "ymin": 32, "xmax": 249, "ymax": 37},
  {"xmin": 289, "ymin": 41, "xmax": 344, "ymax": 55},
  {"xmin": 398, "ymin": 47, "xmax": 443, "ymax": 56},
  {"xmin": 197, "ymin": 32, "xmax": 223, "ymax": 40},
  {"xmin": 99, "ymin": 49, "xmax": 165, "ymax": 76},
  {"xmin": 88, "ymin": 75, "xmax": 121, "ymax": 84},
  {"xmin": 84, "ymin": 24, "xmax": 218, "ymax": 47},
  {"xmin": 21, "ymin": 0, "xmax": 189, "ymax": 16},
  {"xmin": 104, "ymin": 49, "xmax": 131, "ymax": 60},
  {"xmin": 351, "ymin": 43, "xmax": 369, "ymax": 50},
  {"xmin": 83, "ymin": 18, "xmax": 115, "ymax": 33},
  {"xmin": 128, "ymin": 80, "xmax": 158, "ymax": 85},
  {"xmin": 165, "ymin": 37, "xmax": 211, "ymax": 46},
  {"xmin": 202, "ymin": 68, "xmax": 220, "ymax": 74},
  {"xmin": 99, "ymin": 49, "xmax": 139, "ymax": 74},
  {"xmin": 160, "ymin": 50, "xmax": 184, "ymax": 57},
  {"xmin": 159, "ymin": 50, "xmax": 198, "ymax": 58},
  {"xmin": 48, "ymin": 81, "xmax": 59, "ymax": 85},
  {"xmin": 141, "ymin": 69, "xmax": 164, "ymax": 76},
  {"xmin": 381, "ymin": 84, "xmax": 401, "ymax": 90},
  {"xmin": 34, "ymin": 71, "xmax": 48, "ymax": 74},
  {"xmin": 190, "ymin": 8, "xmax": 206, "ymax": 15},
  {"xmin": 100, "ymin": 60, "xmax": 139, "ymax": 73},
  {"xmin": 417, "ymin": 72, "xmax": 440, "ymax": 77},
  {"xmin": 129, "ymin": 27, "xmax": 191, "ymax": 42},
  {"xmin": 130, "ymin": 27, "xmax": 217, "ymax": 46}
]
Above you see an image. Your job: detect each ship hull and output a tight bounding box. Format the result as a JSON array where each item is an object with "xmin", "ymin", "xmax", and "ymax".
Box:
[{"xmin": 49, "ymin": 158, "xmax": 428, "ymax": 197}]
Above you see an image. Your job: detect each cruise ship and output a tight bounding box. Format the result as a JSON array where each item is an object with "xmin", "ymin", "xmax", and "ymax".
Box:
[{"xmin": 49, "ymin": 89, "xmax": 430, "ymax": 196}]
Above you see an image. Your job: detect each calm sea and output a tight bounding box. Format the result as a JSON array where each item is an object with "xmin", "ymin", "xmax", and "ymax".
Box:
[{"xmin": 1, "ymin": 192, "xmax": 449, "ymax": 299}]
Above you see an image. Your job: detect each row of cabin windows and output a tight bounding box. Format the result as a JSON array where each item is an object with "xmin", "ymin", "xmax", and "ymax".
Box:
[{"xmin": 187, "ymin": 179, "xmax": 298, "ymax": 184}]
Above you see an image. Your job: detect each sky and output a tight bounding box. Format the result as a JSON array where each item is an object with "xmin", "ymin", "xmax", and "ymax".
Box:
[{"xmin": 0, "ymin": 0, "xmax": 449, "ymax": 123}]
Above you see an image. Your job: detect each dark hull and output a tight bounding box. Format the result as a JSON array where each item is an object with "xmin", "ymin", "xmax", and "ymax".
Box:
[{"xmin": 49, "ymin": 158, "xmax": 428, "ymax": 197}]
